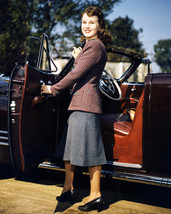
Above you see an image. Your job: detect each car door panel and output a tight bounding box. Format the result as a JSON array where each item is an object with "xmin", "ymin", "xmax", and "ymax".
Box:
[
  {"xmin": 119, "ymin": 83, "xmax": 144, "ymax": 112},
  {"xmin": 9, "ymin": 63, "xmax": 56, "ymax": 172},
  {"xmin": 143, "ymin": 73, "xmax": 171, "ymax": 175}
]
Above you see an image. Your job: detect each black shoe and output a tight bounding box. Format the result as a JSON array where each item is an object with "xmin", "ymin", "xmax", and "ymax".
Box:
[
  {"xmin": 56, "ymin": 189, "xmax": 75, "ymax": 203},
  {"xmin": 78, "ymin": 196, "xmax": 104, "ymax": 212}
]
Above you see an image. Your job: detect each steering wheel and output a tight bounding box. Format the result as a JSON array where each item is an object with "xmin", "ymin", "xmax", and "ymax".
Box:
[{"xmin": 99, "ymin": 70, "xmax": 122, "ymax": 101}]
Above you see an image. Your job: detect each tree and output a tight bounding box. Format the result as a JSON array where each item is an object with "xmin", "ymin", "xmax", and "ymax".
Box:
[
  {"xmin": 106, "ymin": 16, "xmax": 144, "ymax": 54},
  {"xmin": 154, "ymin": 39, "xmax": 171, "ymax": 73},
  {"xmin": 0, "ymin": 0, "xmax": 122, "ymax": 74},
  {"xmin": 0, "ymin": 0, "xmax": 33, "ymax": 74},
  {"xmin": 31, "ymin": 0, "xmax": 122, "ymax": 54}
]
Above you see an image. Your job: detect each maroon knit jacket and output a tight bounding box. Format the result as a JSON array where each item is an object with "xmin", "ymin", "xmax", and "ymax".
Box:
[{"xmin": 51, "ymin": 39, "xmax": 107, "ymax": 114}]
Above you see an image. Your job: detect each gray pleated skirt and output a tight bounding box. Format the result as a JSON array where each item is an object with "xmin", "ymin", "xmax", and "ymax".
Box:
[{"xmin": 55, "ymin": 111, "xmax": 106, "ymax": 167}]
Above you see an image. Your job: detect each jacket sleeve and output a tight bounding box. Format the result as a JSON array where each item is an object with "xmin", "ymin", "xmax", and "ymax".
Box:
[{"xmin": 51, "ymin": 41, "xmax": 103, "ymax": 96}]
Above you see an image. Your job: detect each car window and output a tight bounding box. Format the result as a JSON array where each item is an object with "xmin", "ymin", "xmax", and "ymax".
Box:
[
  {"xmin": 127, "ymin": 62, "xmax": 148, "ymax": 83},
  {"xmin": 27, "ymin": 36, "xmax": 56, "ymax": 72},
  {"xmin": 27, "ymin": 38, "xmax": 40, "ymax": 69},
  {"xmin": 105, "ymin": 52, "xmax": 132, "ymax": 79},
  {"xmin": 39, "ymin": 39, "xmax": 51, "ymax": 71}
]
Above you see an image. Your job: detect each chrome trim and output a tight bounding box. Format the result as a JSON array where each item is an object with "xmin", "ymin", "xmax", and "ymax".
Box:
[
  {"xmin": 39, "ymin": 162, "xmax": 171, "ymax": 188},
  {"xmin": 0, "ymin": 130, "xmax": 9, "ymax": 146},
  {"xmin": 0, "ymin": 136, "xmax": 8, "ymax": 140},
  {"xmin": 0, "ymin": 142, "xmax": 9, "ymax": 146},
  {"xmin": 122, "ymin": 82, "xmax": 144, "ymax": 86},
  {"xmin": 39, "ymin": 162, "xmax": 65, "ymax": 172},
  {"xmin": 107, "ymin": 161, "xmax": 142, "ymax": 169},
  {"xmin": 0, "ymin": 130, "xmax": 8, "ymax": 134},
  {"xmin": 101, "ymin": 170, "xmax": 171, "ymax": 188}
]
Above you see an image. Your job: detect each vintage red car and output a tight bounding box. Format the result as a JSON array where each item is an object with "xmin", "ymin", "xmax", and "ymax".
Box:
[{"xmin": 0, "ymin": 33, "xmax": 171, "ymax": 187}]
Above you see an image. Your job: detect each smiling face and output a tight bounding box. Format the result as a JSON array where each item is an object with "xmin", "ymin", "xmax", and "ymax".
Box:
[{"xmin": 81, "ymin": 13, "xmax": 100, "ymax": 42}]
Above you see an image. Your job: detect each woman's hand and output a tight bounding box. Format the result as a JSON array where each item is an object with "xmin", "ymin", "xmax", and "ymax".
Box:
[
  {"xmin": 41, "ymin": 85, "xmax": 52, "ymax": 94},
  {"xmin": 72, "ymin": 47, "xmax": 82, "ymax": 59}
]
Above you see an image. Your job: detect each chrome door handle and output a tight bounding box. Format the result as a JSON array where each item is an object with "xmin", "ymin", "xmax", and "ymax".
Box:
[{"xmin": 131, "ymin": 88, "xmax": 136, "ymax": 92}]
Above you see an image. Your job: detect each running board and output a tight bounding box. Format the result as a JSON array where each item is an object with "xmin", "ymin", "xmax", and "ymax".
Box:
[
  {"xmin": 101, "ymin": 170, "xmax": 171, "ymax": 188},
  {"xmin": 39, "ymin": 161, "xmax": 65, "ymax": 172},
  {"xmin": 39, "ymin": 161, "xmax": 171, "ymax": 188},
  {"xmin": 107, "ymin": 161, "xmax": 142, "ymax": 169}
]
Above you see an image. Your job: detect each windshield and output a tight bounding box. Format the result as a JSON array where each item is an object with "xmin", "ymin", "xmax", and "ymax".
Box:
[{"xmin": 105, "ymin": 52, "xmax": 133, "ymax": 79}]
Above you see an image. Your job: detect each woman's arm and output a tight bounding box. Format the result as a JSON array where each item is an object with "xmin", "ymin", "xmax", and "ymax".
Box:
[
  {"xmin": 41, "ymin": 40, "xmax": 103, "ymax": 96},
  {"xmin": 50, "ymin": 40, "xmax": 103, "ymax": 96}
]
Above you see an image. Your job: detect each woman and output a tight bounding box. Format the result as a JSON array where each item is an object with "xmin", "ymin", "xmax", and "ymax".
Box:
[{"xmin": 41, "ymin": 6, "xmax": 111, "ymax": 212}]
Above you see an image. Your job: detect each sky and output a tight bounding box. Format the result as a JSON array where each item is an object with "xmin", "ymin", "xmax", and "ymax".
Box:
[{"xmin": 107, "ymin": 0, "xmax": 171, "ymax": 72}]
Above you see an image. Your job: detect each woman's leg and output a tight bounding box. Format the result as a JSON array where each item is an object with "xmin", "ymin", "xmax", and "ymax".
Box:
[
  {"xmin": 62, "ymin": 161, "xmax": 75, "ymax": 193},
  {"xmin": 87, "ymin": 165, "xmax": 102, "ymax": 202}
]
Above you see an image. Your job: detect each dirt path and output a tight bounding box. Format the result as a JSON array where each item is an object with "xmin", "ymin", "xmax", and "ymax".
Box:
[{"xmin": 0, "ymin": 166, "xmax": 171, "ymax": 214}]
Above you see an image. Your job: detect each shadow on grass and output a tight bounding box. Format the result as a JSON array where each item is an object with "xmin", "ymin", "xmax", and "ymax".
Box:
[
  {"xmin": 2, "ymin": 164, "xmax": 170, "ymax": 211},
  {"xmin": 53, "ymin": 187, "xmax": 110, "ymax": 213}
]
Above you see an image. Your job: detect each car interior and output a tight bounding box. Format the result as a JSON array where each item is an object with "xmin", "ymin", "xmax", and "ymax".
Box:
[{"xmin": 94, "ymin": 49, "xmax": 146, "ymax": 166}]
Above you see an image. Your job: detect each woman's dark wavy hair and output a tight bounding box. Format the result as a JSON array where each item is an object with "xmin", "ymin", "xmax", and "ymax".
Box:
[{"xmin": 81, "ymin": 6, "xmax": 112, "ymax": 45}]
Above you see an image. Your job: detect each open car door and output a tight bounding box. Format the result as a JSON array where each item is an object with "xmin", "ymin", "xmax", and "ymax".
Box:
[{"xmin": 8, "ymin": 34, "xmax": 57, "ymax": 172}]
